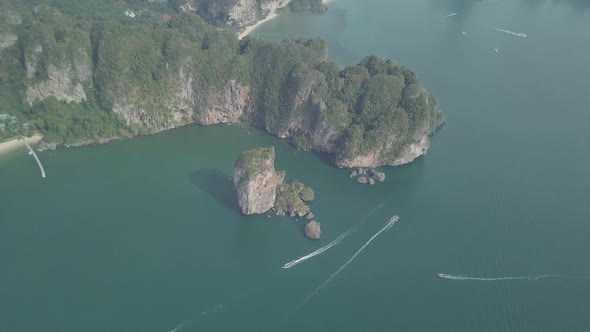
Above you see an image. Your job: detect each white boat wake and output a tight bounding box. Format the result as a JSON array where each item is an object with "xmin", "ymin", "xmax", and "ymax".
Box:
[
  {"xmin": 488, "ymin": 26, "xmax": 527, "ymax": 38},
  {"xmin": 164, "ymin": 302, "xmax": 227, "ymax": 332},
  {"xmin": 162, "ymin": 288, "xmax": 257, "ymax": 332},
  {"xmin": 282, "ymin": 229, "xmax": 354, "ymax": 269},
  {"xmin": 299, "ymin": 215, "xmax": 399, "ymax": 307},
  {"xmin": 440, "ymin": 12, "xmax": 458, "ymax": 18},
  {"xmin": 166, "ymin": 320, "xmax": 192, "ymax": 332},
  {"xmin": 282, "ymin": 199, "xmax": 391, "ymax": 269},
  {"xmin": 201, "ymin": 304, "xmax": 224, "ymax": 316},
  {"xmin": 438, "ymin": 274, "xmax": 590, "ymax": 281}
]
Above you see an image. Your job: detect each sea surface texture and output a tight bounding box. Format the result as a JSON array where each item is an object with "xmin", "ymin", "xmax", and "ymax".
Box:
[{"xmin": 1, "ymin": 0, "xmax": 590, "ymax": 331}]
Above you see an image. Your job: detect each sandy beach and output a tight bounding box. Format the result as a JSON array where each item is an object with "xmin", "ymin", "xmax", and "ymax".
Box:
[
  {"xmin": 0, "ymin": 134, "xmax": 43, "ymax": 157},
  {"xmin": 238, "ymin": 11, "xmax": 280, "ymax": 40},
  {"xmin": 238, "ymin": 0, "xmax": 335, "ymax": 40}
]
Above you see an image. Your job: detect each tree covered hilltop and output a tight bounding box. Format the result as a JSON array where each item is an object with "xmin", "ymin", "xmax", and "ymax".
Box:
[{"xmin": 0, "ymin": 0, "xmax": 445, "ymax": 167}]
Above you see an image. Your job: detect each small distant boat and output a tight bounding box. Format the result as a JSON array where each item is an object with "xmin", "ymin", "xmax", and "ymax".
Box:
[
  {"xmin": 437, "ymin": 273, "xmax": 446, "ymax": 278},
  {"xmin": 440, "ymin": 12, "xmax": 458, "ymax": 19},
  {"xmin": 461, "ymin": 31, "xmax": 467, "ymax": 35},
  {"xmin": 494, "ymin": 48, "xmax": 499, "ymax": 53}
]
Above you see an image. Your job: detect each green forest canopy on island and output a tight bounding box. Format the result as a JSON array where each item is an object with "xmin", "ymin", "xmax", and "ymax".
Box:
[{"xmin": 0, "ymin": 0, "xmax": 444, "ymax": 162}]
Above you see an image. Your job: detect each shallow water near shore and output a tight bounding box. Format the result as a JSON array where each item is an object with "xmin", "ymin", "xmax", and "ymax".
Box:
[{"xmin": 2, "ymin": 0, "xmax": 590, "ymax": 331}]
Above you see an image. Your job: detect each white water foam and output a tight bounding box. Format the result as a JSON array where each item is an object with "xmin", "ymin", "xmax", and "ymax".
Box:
[
  {"xmin": 201, "ymin": 304, "xmax": 224, "ymax": 316},
  {"xmin": 440, "ymin": 12, "xmax": 458, "ymax": 18},
  {"xmin": 282, "ymin": 199, "xmax": 391, "ymax": 269},
  {"xmin": 439, "ymin": 274, "xmax": 590, "ymax": 281},
  {"xmin": 299, "ymin": 215, "xmax": 399, "ymax": 307},
  {"xmin": 282, "ymin": 229, "xmax": 354, "ymax": 269},
  {"xmin": 488, "ymin": 26, "xmax": 527, "ymax": 38},
  {"xmin": 162, "ymin": 288, "xmax": 259, "ymax": 332},
  {"xmin": 166, "ymin": 320, "xmax": 192, "ymax": 332}
]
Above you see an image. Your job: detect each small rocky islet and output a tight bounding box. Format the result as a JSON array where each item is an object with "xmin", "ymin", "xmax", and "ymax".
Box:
[
  {"xmin": 350, "ymin": 168, "xmax": 385, "ymax": 185},
  {"xmin": 233, "ymin": 146, "xmax": 320, "ymax": 239}
]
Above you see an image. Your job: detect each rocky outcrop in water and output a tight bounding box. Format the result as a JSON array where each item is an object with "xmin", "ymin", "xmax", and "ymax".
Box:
[
  {"xmin": 274, "ymin": 180, "xmax": 315, "ymax": 217},
  {"xmin": 234, "ymin": 147, "xmax": 285, "ymax": 215},
  {"xmin": 233, "ymin": 147, "xmax": 320, "ymax": 238},
  {"xmin": 304, "ymin": 220, "xmax": 321, "ymax": 239},
  {"xmin": 369, "ymin": 169, "xmax": 385, "ymax": 182},
  {"xmin": 37, "ymin": 140, "xmax": 57, "ymax": 151},
  {"xmin": 351, "ymin": 168, "xmax": 386, "ymax": 185}
]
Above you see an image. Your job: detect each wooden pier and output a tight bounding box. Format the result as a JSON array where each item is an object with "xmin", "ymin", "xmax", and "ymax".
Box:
[{"xmin": 24, "ymin": 141, "xmax": 46, "ymax": 178}]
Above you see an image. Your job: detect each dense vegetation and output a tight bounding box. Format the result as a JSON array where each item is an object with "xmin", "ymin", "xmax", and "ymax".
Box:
[
  {"xmin": 28, "ymin": 97, "xmax": 127, "ymax": 144},
  {"xmin": 235, "ymin": 146, "xmax": 276, "ymax": 180},
  {"xmin": 0, "ymin": 0, "xmax": 444, "ymax": 166},
  {"xmin": 275, "ymin": 180, "xmax": 315, "ymax": 217}
]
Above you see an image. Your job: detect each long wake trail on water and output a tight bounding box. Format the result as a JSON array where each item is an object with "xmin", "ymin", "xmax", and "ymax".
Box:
[
  {"xmin": 298, "ymin": 215, "xmax": 399, "ymax": 308},
  {"xmin": 163, "ymin": 288, "xmax": 257, "ymax": 332},
  {"xmin": 282, "ymin": 198, "xmax": 391, "ymax": 269},
  {"xmin": 166, "ymin": 320, "xmax": 192, "ymax": 332},
  {"xmin": 282, "ymin": 229, "xmax": 354, "ymax": 269},
  {"xmin": 487, "ymin": 26, "xmax": 527, "ymax": 38},
  {"xmin": 439, "ymin": 274, "xmax": 590, "ymax": 281}
]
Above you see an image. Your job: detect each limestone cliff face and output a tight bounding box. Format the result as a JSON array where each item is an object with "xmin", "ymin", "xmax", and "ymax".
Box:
[
  {"xmin": 335, "ymin": 93, "xmax": 444, "ymax": 168},
  {"xmin": 112, "ymin": 95, "xmax": 180, "ymax": 133},
  {"xmin": 309, "ymin": 101, "xmax": 346, "ymax": 152},
  {"xmin": 208, "ymin": 0, "xmax": 259, "ymax": 28},
  {"xmin": 334, "ymin": 114, "xmax": 441, "ymax": 168},
  {"xmin": 179, "ymin": 0, "xmax": 199, "ymax": 12},
  {"xmin": 266, "ymin": 65, "xmax": 334, "ymax": 141},
  {"xmin": 193, "ymin": 80, "xmax": 252, "ymax": 125},
  {"xmin": 0, "ymin": 34, "xmax": 17, "ymax": 57},
  {"xmin": 333, "ymin": 82, "xmax": 445, "ymax": 168},
  {"xmin": 0, "ymin": 8, "xmax": 22, "ymax": 59},
  {"xmin": 184, "ymin": 0, "xmax": 291, "ymax": 31},
  {"xmin": 234, "ymin": 147, "xmax": 285, "ymax": 215},
  {"xmin": 25, "ymin": 47, "xmax": 92, "ymax": 105},
  {"xmin": 0, "ymin": 10, "xmax": 22, "ymax": 25},
  {"xmin": 110, "ymin": 60, "xmax": 252, "ymax": 132},
  {"xmin": 259, "ymin": 65, "xmax": 345, "ymax": 153},
  {"xmin": 259, "ymin": 0, "xmax": 292, "ymax": 20},
  {"xmin": 334, "ymin": 135, "xmax": 430, "ymax": 168}
]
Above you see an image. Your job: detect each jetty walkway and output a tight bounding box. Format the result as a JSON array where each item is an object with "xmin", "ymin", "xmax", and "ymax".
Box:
[{"xmin": 24, "ymin": 140, "xmax": 46, "ymax": 178}]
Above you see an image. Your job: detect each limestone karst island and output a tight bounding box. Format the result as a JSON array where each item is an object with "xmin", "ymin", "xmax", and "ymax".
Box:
[
  {"xmin": 0, "ymin": 0, "xmax": 444, "ymax": 168},
  {"xmin": 1, "ymin": 0, "xmax": 444, "ymax": 244},
  {"xmin": 3, "ymin": 0, "xmax": 587, "ymax": 331},
  {"xmin": 234, "ymin": 147, "xmax": 320, "ymax": 239}
]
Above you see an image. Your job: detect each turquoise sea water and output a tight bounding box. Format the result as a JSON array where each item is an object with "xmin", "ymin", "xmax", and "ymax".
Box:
[{"xmin": 2, "ymin": 0, "xmax": 590, "ymax": 331}]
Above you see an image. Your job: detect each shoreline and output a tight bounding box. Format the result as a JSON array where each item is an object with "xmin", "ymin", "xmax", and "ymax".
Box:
[
  {"xmin": 238, "ymin": 0, "xmax": 335, "ymax": 40},
  {"xmin": 238, "ymin": 11, "xmax": 280, "ymax": 40},
  {"xmin": 0, "ymin": 134, "xmax": 43, "ymax": 157},
  {"xmin": 2, "ymin": 1, "xmax": 337, "ymax": 157}
]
